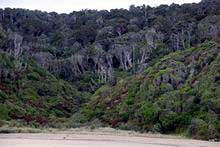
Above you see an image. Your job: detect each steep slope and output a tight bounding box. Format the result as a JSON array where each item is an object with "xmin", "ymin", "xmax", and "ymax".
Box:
[
  {"xmin": 81, "ymin": 42, "xmax": 220, "ymax": 140},
  {"xmin": 0, "ymin": 0, "xmax": 219, "ymax": 141},
  {"xmin": 0, "ymin": 52, "xmax": 89, "ymax": 127},
  {"xmin": 0, "ymin": 0, "xmax": 219, "ymax": 93}
]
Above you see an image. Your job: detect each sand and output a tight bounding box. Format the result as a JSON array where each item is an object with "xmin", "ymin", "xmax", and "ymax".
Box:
[{"xmin": 0, "ymin": 132, "xmax": 220, "ymax": 147}]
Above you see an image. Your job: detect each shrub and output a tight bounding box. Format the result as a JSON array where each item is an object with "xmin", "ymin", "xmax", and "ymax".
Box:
[
  {"xmin": 0, "ymin": 105, "xmax": 10, "ymax": 120},
  {"xmin": 188, "ymin": 119, "xmax": 209, "ymax": 139},
  {"xmin": 126, "ymin": 80, "xmax": 140, "ymax": 105},
  {"xmin": 82, "ymin": 106, "xmax": 95, "ymax": 121},
  {"xmin": 159, "ymin": 111, "xmax": 179, "ymax": 133},
  {"xmin": 126, "ymin": 95, "xmax": 135, "ymax": 105},
  {"xmin": 159, "ymin": 83, "xmax": 174, "ymax": 94},
  {"xmin": 117, "ymin": 123, "xmax": 130, "ymax": 130},
  {"xmin": 23, "ymin": 88, "xmax": 38, "ymax": 101},
  {"xmin": 94, "ymin": 107, "xmax": 105, "ymax": 118},
  {"xmin": 140, "ymin": 103, "xmax": 157, "ymax": 123},
  {"xmin": 0, "ymin": 91, "xmax": 8, "ymax": 102},
  {"xmin": 37, "ymin": 84, "xmax": 58, "ymax": 96},
  {"xmin": 120, "ymin": 112, "xmax": 129, "ymax": 122},
  {"xmin": 27, "ymin": 72, "xmax": 40, "ymax": 81},
  {"xmin": 153, "ymin": 123, "xmax": 163, "ymax": 133}
]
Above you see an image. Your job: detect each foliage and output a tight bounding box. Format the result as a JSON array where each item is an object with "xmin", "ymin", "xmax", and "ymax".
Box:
[
  {"xmin": 82, "ymin": 42, "xmax": 220, "ymax": 140},
  {"xmin": 0, "ymin": 0, "xmax": 220, "ymax": 140},
  {"xmin": 0, "ymin": 53, "xmax": 88, "ymax": 126}
]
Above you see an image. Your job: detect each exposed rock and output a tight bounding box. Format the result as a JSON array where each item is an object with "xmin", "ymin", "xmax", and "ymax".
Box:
[
  {"xmin": 198, "ymin": 15, "xmax": 220, "ymax": 42},
  {"xmin": 32, "ymin": 52, "xmax": 53, "ymax": 68},
  {"xmin": 8, "ymin": 32, "xmax": 23, "ymax": 58}
]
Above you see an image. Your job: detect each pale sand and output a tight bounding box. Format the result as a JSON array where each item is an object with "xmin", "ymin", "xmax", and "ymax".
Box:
[{"xmin": 0, "ymin": 133, "xmax": 219, "ymax": 147}]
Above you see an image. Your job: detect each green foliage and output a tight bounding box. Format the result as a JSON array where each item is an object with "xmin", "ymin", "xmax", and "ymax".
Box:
[
  {"xmin": 22, "ymin": 88, "xmax": 38, "ymax": 101},
  {"xmin": 0, "ymin": 53, "xmax": 88, "ymax": 126},
  {"xmin": 0, "ymin": 91, "xmax": 8, "ymax": 102},
  {"xmin": 27, "ymin": 72, "xmax": 40, "ymax": 81},
  {"xmin": 74, "ymin": 71, "xmax": 101, "ymax": 93},
  {"xmin": 140, "ymin": 103, "xmax": 158, "ymax": 123},
  {"xmin": 159, "ymin": 112, "xmax": 179, "ymax": 132},
  {"xmin": 0, "ymin": 1, "xmax": 220, "ymax": 140},
  {"xmin": 153, "ymin": 43, "xmax": 169, "ymax": 58},
  {"xmin": 187, "ymin": 118, "xmax": 219, "ymax": 140},
  {"xmin": 82, "ymin": 106, "xmax": 95, "ymax": 121},
  {"xmin": 126, "ymin": 95, "xmax": 135, "ymax": 105},
  {"xmin": 126, "ymin": 80, "xmax": 140, "ymax": 105},
  {"xmin": 159, "ymin": 83, "xmax": 174, "ymax": 94},
  {"xmin": 82, "ymin": 42, "xmax": 220, "ymax": 140},
  {"xmin": 0, "ymin": 105, "xmax": 10, "ymax": 120},
  {"xmin": 120, "ymin": 112, "xmax": 129, "ymax": 122}
]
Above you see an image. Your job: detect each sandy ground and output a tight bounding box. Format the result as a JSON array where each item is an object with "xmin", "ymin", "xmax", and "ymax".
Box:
[{"xmin": 0, "ymin": 132, "xmax": 220, "ymax": 147}]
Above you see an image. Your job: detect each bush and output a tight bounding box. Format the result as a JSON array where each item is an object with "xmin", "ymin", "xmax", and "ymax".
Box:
[
  {"xmin": 0, "ymin": 105, "xmax": 10, "ymax": 120},
  {"xmin": 23, "ymin": 88, "xmax": 38, "ymax": 101},
  {"xmin": 37, "ymin": 84, "xmax": 57, "ymax": 96},
  {"xmin": 117, "ymin": 123, "xmax": 130, "ymax": 130},
  {"xmin": 68, "ymin": 111, "xmax": 87, "ymax": 127},
  {"xmin": 126, "ymin": 80, "xmax": 140, "ymax": 105},
  {"xmin": 152, "ymin": 123, "xmax": 162, "ymax": 133},
  {"xmin": 126, "ymin": 95, "xmax": 135, "ymax": 105},
  {"xmin": 159, "ymin": 112, "xmax": 179, "ymax": 133},
  {"xmin": 0, "ymin": 91, "xmax": 8, "ymax": 102},
  {"xmin": 82, "ymin": 106, "xmax": 95, "ymax": 121},
  {"xmin": 159, "ymin": 83, "xmax": 174, "ymax": 94},
  {"xmin": 140, "ymin": 103, "xmax": 157, "ymax": 123},
  {"xmin": 27, "ymin": 72, "xmax": 40, "ymax": 81},
  {"xmin": 120, "ymin": 112, "xmax": 129, "ymax": 122},
  {"xmin": 187, "ymin": 118, "xmax": 219, "ymax": 140},
  {"xmin": 94, "ymin": 107, "xmax": 105, "ymax": 118}
]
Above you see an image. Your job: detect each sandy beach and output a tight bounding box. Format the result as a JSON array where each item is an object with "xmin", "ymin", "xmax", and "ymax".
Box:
[{"xmin": 0, "ymin": 131, "xmax": 219, "ymax": 147}]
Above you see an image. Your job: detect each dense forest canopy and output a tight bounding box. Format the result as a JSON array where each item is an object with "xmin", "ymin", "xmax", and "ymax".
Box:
[{"xmin": 0, "ymin": 0, "xmax": 220, "ymax": 140}]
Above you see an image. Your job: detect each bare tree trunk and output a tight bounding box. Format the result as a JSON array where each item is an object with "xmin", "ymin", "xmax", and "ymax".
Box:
[{"xmin": 181, "ymin": 29, "xmax": 186, "ymax": 49}]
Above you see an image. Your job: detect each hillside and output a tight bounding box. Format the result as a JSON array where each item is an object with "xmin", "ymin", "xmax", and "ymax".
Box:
[
  {"xmin": 0, "ymin": 52, "xmax": 89, "ymax": 127},
  {"xmin": 0, "ymin": 0, "xmax": 220, "ymax": 140},
  {"xmin": 81, "ymin": 41, "xmax": 220, "ymax": 140}
]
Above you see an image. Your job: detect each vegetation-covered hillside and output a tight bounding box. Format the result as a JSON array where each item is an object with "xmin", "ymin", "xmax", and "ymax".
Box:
[
  {"xmin": 0, "ymin": 0, "xmax": 220, "ymax": 140},
  {"xmin": 0, "ymin": 53, "xmax": 89, "ymax": 127},
  {"xmin": 81, "ymin": 42, "xmax": 220, "ymax": 140}
]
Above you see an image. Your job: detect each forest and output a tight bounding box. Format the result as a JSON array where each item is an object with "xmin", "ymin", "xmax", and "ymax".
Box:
[{"xmin": 0, "ymin": 0, "xmax": 220, "ymax": 140}]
